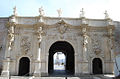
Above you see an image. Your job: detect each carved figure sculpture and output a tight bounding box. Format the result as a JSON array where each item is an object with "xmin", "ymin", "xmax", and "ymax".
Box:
[
  {"xmin": 80, "ymin": 8, "xmax": 85, "ymax": 18},
  {"xmin": 39, "ymin": 6, "xmax": 44, "ymax": 16},
  {"xmin": 57, "ymin": 8, "xmax": 62, "ymax": 17},
  {"xmin": 37, "ymin": 27, "xmax": 43, "ymax": 47},
  {"xmin": 8, "ymin": 26, "xmax": 14, "ymax": 50}
]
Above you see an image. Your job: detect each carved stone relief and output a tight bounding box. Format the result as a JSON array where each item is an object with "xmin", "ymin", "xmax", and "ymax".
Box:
[
  {"xmin": 56, "ymin": 20, "xmax": 68, "ymax": 34},
  {"xmin": 20, "ymin": 36, "xmax": 31, "ymax": 54},
  {"xmin": 91, "ymin": 34, "xmax": 104, "ymax": 57}
]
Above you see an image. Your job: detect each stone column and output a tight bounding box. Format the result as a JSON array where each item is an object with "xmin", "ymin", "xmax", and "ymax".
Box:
[
  {"xmin": 107, "ymin": 25, "xmax": 115, "ymax": 61},
  {"xmin": 1, "ymin": 22, "xmax": 15, "ymax": 76},
  {"xmin": 33, "ymin": 26, "xmax": 43, "ymax": 77},
  {"xmin": 1, "ymin": 57, "xmax": 10, "ymax": 76},
  {"xmin": 81, "ymin": 25, "xmax": 89, "ymax": 74},
  {"xmin": 75, "ymin": 53, "xmax": 79, "ymax": 76}
]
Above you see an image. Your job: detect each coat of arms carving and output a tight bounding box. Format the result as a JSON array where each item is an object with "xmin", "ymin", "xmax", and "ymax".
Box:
[{"xmin": 56, "ymin": 20, "xmax": 68, "ymax": 34}]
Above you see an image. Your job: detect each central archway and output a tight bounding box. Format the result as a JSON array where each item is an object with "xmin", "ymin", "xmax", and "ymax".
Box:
[{"xmin": 48, "ymin": 41, "xmax": 75, "ymax": 76}]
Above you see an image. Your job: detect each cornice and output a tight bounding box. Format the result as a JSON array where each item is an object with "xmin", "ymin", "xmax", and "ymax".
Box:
[
  {"xmin": 14, "ymin": 23, "xmax": 112, "ymax": 31},
  {"xmin": 12, "ymin": 16, "xmax": 107, "ymax": 21},
  {"xmin": 106, "ymin": 25, "xmax": 115, "ymax": 30}
]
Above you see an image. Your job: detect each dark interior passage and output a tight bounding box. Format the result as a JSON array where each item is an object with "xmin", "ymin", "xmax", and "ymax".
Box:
[
  {"xmin": 48, "ymin": 41, "xmax": 75, "ymax": 76},
  {"xmin": 18, "ymin": 57, "xmax": 30, "ymax": 76},
  {"xmin": 93, "ymin": 58, "xmax": 103, "ymax": 74}
]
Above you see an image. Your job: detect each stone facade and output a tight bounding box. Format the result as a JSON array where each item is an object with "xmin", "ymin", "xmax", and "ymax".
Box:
[{"xmin": 0, "ymin": 14, "xmax": 120, "ymax": 77}]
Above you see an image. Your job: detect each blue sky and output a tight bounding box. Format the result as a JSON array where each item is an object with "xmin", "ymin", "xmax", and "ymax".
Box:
[{"xmin": 0, "ymin": 0, "xmax": 120, "ymax": 21}]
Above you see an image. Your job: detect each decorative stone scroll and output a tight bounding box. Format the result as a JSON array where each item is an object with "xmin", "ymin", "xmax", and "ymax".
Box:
[
  {"xmin": 56, "ymin": 20, "xmax": 68, "ymax": 34},
  {"xmin": 21, "ymin": 36, "xmax": 31, "ymax": 54}
]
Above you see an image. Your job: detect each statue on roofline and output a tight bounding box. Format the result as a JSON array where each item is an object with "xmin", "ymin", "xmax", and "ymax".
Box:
[
  {"xmin": 57, "ymin": 8, "xmax": 62, "ymax": 17},
  {"xmin": 13, "ymin": 6, "xmax": 17, "ymax": 16},
  {"xmin": 39, "ymin": 6, "xmax": 44, "ymax": 16},
  {"xmin": 104, "ymin": 10, "xmax": 109, "ymax": 19},
  {"xmin": 80, "ymin": 8, "xmax": 85, "ymax": 18}
]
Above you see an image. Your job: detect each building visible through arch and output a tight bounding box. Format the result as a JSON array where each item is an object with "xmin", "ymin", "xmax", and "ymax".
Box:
[{"xmin": 53, "ymin": 52, "xmax": 66, "ymax": 71}]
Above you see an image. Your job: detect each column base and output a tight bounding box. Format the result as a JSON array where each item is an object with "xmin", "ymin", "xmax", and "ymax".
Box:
[
  {"xmin": 33, "ymin": 72, "xmax": 41, "ymax": 77},
  {"xmin": 1, "ymin": 70, "xmax": 10, "ymax": 76},
  {"xmin": 41, "ymin": 72, "xmax": 48, "ymax": 76}
]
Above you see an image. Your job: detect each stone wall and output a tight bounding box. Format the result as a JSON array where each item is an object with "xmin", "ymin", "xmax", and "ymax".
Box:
[
  {"xmin": 0, "ymin": 16, "xmax": 120, "ymax": 76},
  {"xmin": 114, "ymin": 21, "xmax": 120, "ymax": 55},
  {"xmin": 0, "ymin": 18, "xmax": 8, "ymax": 74}
]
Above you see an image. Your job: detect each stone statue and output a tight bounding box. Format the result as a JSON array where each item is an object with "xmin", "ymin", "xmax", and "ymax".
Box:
[
  {"xmin": 13, "ymin": 6, "xmax": 17, "ymax": 16},
  {"xmin": 104, "ymin": 10, "xmax": 109, "ymax": 19},
  {"xmin": 37, "ymin": 27, "xmax": 43, "ymax": 47},
  {"xmin": 57, "ymin": 8, "xmax": 62, "ymax": 17},
  {"xmin": 83, "ymin": 33, "xmax": 89, "ymax": 51},
  {"xmin": 80, "ymin": 8, "xmax": 85, "ymax": 18},
  {"xmin": 8, "ymin": 26, "xmax": 15, "ymax": 50},
  {"xmin": 39, "ymin": 6, "xmax": 44, "ymax": 16},
  {"xmin": 82, "ymin": 28, "xmax": 89, "ymax": 61}
]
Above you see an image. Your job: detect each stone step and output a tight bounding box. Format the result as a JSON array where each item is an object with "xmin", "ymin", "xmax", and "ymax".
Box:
[{"xmin": 0, "ymin": 76, "xmax": 113, "ymax": 79}]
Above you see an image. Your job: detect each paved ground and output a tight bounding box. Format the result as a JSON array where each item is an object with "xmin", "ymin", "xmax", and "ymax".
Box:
[
  {"xmin": 54, "ymin": 65, "xmax": 65, "ymax": 70},
  {"xmin": 48, "ymin": 70, "xmax": 73, "ymax": 77},
  {"xmin": 0, "ymin": 75, "xmax": 114, "ymax": 79}
]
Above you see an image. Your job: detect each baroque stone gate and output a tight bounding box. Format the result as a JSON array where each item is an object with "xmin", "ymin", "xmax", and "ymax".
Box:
[{"xmin": 0, "ymin": 8, "xmax": 117, "ymax": 77}]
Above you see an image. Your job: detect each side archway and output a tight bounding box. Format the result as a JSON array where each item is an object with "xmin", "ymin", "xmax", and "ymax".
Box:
[
  {"xmin": 92, "ymin": 58, "xmax": 103, "ymax": 74},
  {"xmin": 18, "ymin": 57, "xmax": 30, "ymax": 76},
  {"xmin": 48, "ymin": 41, "xmax": 75, "ymax": 75}
]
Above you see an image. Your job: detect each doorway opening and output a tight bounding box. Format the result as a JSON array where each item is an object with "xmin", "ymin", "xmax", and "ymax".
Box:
[
  {"xmin": 93, "ymin": 58, "xmax": 103, "ymax": 74},
  {"xmin": 18, "ymin": 57, "xmax": 30, "ymax": 76},
  {"xmin": 48, "ymin": 41, "xmax": 75, "ymax": 76}
]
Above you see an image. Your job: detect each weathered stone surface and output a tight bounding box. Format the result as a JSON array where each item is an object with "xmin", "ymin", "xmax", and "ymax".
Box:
[{"xmin": 0, "ymin": 16, "xmax": 120, "ymax": 77}]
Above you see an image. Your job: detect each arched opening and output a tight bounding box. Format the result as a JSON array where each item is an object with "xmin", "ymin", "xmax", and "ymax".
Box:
[
  {"xmin": 18, "ymin": 57, "xmax": 30, "ymax": 76},
  {"xmin": 93, "ymin": 58, "xmax": 103, "ymax": 74},
  {"xmin": 48, "ymin": 41, "xmax": 75, "ymax": 76}
]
